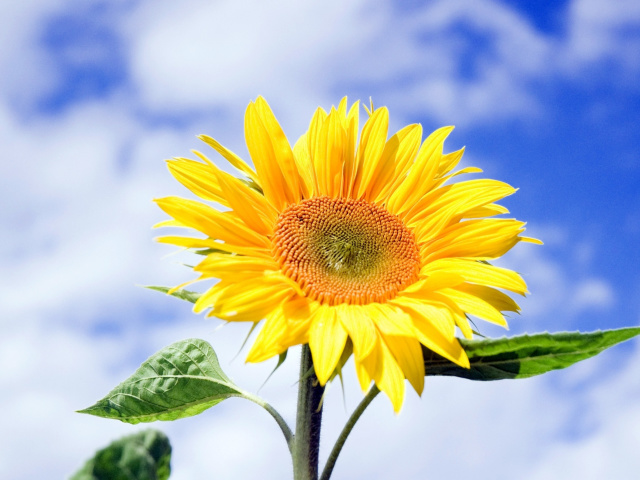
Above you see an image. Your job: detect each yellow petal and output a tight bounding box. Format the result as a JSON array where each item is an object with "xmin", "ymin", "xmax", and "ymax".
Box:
[
  {"xmin": 340, "ymin": 99, "xmax": 360, "ymax": 197},
  {"xmin": 154, "ymin": 196, "xmax": 270, "ymax": 249},
  {"xmin": 522, "ymin": 236, "xmax": 544, "ymax": 245},
  {"xmin": 383, "ymin": 334, "xmax": 425, "ymax": 395},
  {"xmin": 308, "ymin": 107, "xmax": 345, "ymax": 198},
  {"xmin": 330, "ymin": 339, "xmax": 354, "ymax": 384},
  {"xmin": 279, "ymin": 298, "xmax": 317, "ymax": 348},
  {"xmin": 326, "ymin": 108, "xmax": 347, "ymax": 197},
  {"xmin": 211, "ymin": 163, "xmax": 277, "ymax": 235},
  {"xmin": 209, "ymin": 274, "xmax": 295, "ymax": 321},
  {"xmin": 435, "ymin": 146, "xmax": 466, "ymax": 177},
  {"xmin": 367, "ymin": 303, "xmax": 416, "ymax": 337},
  {"xmin": 456, "ymin": 284, "xmax": 521, "ymax": 313},
  {"xmin": 337, "ymin": 304, "xmax": 377, "ymax": 360},
  {"xmin": 198, "ymin": 134, "xmax": 259, "ymax": 184},
  {"xmin": 454, "ymin": 313, "xmax": 474, "ymax": 339},
  {"xmin": 246, "ymin": 310, "xmax": 287, "ymax": 363},
  {"xmin": 350, "ymin": 107, "xmax": 389, "ymax": 198},
  {"xmin": 292, "ymin": 133, "xmax": 315, "ymax": 198},
  {"xmin": 354, "ymin": 344, "xmax": 377, "ymax": 392},
  {"xmin": 194, "ymin": 253, "xmax": 278, "ymax": 279},
  {"xmin": 421, "ymin": 258, "xmax": 527, "ymax": 295},
  {"xmin": 354, "ymin": 326, "xmax": 383, "ymax": 393},
  {"xmin": 427, "ymin": 165, "xmax": 484, "ymax": 195},
  {"xmin": 439, "ymin": 287, "xmax": 509, "ymax": 328},
  {"xmin": 166, "ymin": 157, "xmax": 227, "ymax": 205},
  {"xmin": 306, "ymin": 107, "xmax": 328, "ymax": 195},
  {"xmin": 254, "ymin": 97, "xmax": 303, "ymax": 204},
  {"xmin": 392, "ymin": 296, "xmax": 456, "ymax": 340},
  {"xmin": 374, "ymin": 339, "xmax": 406, "ymax": 413},
  {"xmin": 308, "ymin": 306, "xmax": 348, "ymax": 385},
  {"xmin": 155, "ymin": 235, "xmax": 271, "ymax": 258},
  {"xmin": 386, "ymin": 126, "xmax": 454, "ymax": 215},
  {"xmin": 392, "ymin": 297, "xmax": 470, "ymax": 368},
  {"xmin": 407, "ymin": 179, "xmax": 516, "ymax": 230},
  {"xmin": 193, "ymin": 281, "xmax": 229, "ymax": 314},
  {"xmin": 245, "ymin": 102, "xmax": 291, "ymax": 210},
  {"xmin": 394, "ymin": 288, "xmax": 475, "ymax": 339},
  {"xmin": 403, "ymin": 271, "xmax": 465, "ymax": 294},
  {"xmin": 408, "ymin": 289, "xmax": 482, "ymax": 337},
  {"xmin": 153, "ymin": 219, "xmax": 184, "ymax": 228},
  {"xmin": 421, "ymin": 219, "xmax": 529, "ymax": 263},
  {"xmin": 368, "ymin": 124, "xmax": 422, "ymax": 203},
  {"xmin": 463, "ymin": 203, "xmax": 510, "ymax": 218}
]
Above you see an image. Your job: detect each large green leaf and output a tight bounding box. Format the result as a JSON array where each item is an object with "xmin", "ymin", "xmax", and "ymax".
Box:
[
  {"xmin": 423, "ymin": 327, "xmax": 640, "ymax": 380},
  {"xmin": 79, "ymin": 339, "xmax": 246, "ymax": 424},
  {"xmin": 145, "ymin": 286, "xmax": 201, "ymax": 304},
  {"xmin": 70, "ymin": 429, "xmax": 171, "ymax": 480}
]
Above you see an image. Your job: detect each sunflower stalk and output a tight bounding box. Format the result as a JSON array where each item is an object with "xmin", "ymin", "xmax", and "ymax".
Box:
[{"xmin": 293, "ymin": 345, "xmax": 325, "ymax": 480}]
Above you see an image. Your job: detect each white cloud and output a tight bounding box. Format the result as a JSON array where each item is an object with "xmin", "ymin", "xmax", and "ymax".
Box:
[
  {"xmin": 0, "ymin": 0, "xmax": 68, "ymax": 109},
  {"xmin": 0, "ymin": 322, "xmax": 139, "ymax": 479},
  {"xmin": 120, "ymin": 0, "xmax": 640, "ymax": 127},
  {"xmin": 564, "ymin": 0, "xmax": 640, "ymax": 77},
  {"xmin": 124, "ymin": 0, "xmax": 552, "ymax": 126},
  {"xmin": 494, "ymin": 232, "xmax": 617, "ymax": 333},
  {"xmin": 524, "ymin": 343, "xmax": 640, "ymax": 480},
  {"xmin": 570, "ymin": 278, "xmax": 616, "ymax": 313},
  {"xmin": 125, "ymin": 0, "xmax": 384, "ymax": 117},
  {"xmin": 1, "ymin": 102, "xmax": 137, "ymax": 321}
]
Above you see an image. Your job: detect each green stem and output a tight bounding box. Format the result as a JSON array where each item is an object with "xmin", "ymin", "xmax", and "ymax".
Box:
[
  {"xmin": 243, "ymin": 392, "xmax": 294, "ymax": 453},
  {"xmin": 319, "ymin": 385, "xmax": 380, "ymax": 480},
  {"xmin": 293, "ymin": 345, "xmax": 325, "ymax": 480}
]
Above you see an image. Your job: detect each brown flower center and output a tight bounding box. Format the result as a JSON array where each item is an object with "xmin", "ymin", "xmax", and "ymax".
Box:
[{"xmin": 272, "ymin": 196, "xmax": 420, "ymax": 305}]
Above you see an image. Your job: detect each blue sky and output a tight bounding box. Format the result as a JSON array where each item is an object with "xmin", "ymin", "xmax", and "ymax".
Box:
[{"xmin": 1, "ymin": 0, "xmax": 639, "ymax": 479}]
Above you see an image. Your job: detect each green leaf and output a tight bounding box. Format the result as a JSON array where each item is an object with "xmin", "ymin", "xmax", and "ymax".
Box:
[
  {"xmin": 70, "ymin": 429, "xmax": 171, "ymax": 480},
  {"xmin": 79, "ymin": 338, "xmax": 246, "ymax": 424},
  {"xmin": 145, "ymin": 286, "xmax": 201, "ymax": 304},
  {"xmin": 423, "ymin": 327, "xmax": 640, "ymax": 381}
]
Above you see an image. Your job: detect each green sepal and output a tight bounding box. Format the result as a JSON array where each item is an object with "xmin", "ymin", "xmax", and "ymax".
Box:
[
  {"xmin": 275, "ymin": 350, "xmax": 288, "ymax": 369},
  {"xmin": 145, "ymin": 286, "xmax": 201, "ymax": 304},
  {"xmin": 70, "ymin": 429, "xmax": 171, "ymax": 480},
  {"xmin": 193, "ymin": 247, "xmax": 231, "ymax": 256},
  {"xmin": 259, "ymin": 351, "xmax": 288, "ymax": 391},
  {"xmin": 79, "ymin": 338, "xmax": 247, "ymax": 424},
  {"xmin": 424, "ymin": 327, "xmax": 640, "ymax": 380},
  {"xmin": 240, "ymin": 177, "xmax": 263, "ymax": 194}
]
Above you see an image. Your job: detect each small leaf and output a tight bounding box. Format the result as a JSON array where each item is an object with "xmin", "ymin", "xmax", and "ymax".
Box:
[
  {"xmin": 423, "ymin": 327, "xmax": 640, "ymax": 380},
  {"xmin": 79, "ymin": 339, "xmax": 246, "ymax": 424},
  {"xmin": 145, "ymin": 286, "xmax": 201, "ymax": 304},
  {"xmin": 70, "ymin": 429, "xmax": 171, "ymax": 480}
]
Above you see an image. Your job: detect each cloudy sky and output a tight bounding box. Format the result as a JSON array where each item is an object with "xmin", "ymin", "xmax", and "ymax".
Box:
[{"xmin": 1, "ymin": 0, "xmax": 639, "ymax": 478}]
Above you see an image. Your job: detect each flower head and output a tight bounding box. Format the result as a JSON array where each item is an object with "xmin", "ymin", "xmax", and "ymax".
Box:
[{"xmin": 155, "ymin": 97, "xmax": 540, "ymax": 411}]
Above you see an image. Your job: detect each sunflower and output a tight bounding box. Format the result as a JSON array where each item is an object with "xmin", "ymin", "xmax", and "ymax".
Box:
[{"xmin": 155, "ymin": 97, "xmax": 540, "ymax": 412}]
